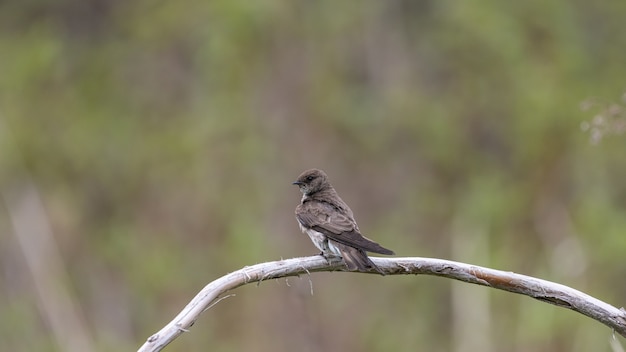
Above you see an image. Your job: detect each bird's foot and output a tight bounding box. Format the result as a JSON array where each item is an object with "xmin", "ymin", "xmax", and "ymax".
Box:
[{"xmin": 317, "ymin": 251, "xmax": 343, "ymax": 266}]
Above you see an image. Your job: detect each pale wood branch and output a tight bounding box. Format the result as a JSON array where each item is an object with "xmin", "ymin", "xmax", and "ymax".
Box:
[{"xmin": 137, "ymin": 256, "xmax": 626, "ymax": 351}]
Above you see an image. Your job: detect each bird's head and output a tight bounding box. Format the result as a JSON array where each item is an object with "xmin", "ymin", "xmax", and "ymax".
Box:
[{"xmin": 292, "ymin": 169, "xmax": 329, "ymax": 195}]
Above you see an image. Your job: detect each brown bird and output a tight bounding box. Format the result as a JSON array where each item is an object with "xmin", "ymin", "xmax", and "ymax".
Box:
[{"xmin": 293, "ymin": 169, "xmax": 394, "ymax": 274}]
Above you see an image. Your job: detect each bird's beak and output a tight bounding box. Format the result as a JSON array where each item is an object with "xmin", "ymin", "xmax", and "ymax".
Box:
[{"xmin": 292, "ymin": 181, "xmax": 303, "ymax": 186}]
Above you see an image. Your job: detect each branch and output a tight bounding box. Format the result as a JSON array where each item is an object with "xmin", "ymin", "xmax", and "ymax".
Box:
[{"xmin": 137, "ymin": 256, "xmax": 626, "ymax": 351}]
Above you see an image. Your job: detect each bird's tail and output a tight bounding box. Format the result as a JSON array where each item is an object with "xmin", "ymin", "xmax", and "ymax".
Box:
[{"xmin": 334, "ymin": 242, "xmax": 386, "ymax": 275}]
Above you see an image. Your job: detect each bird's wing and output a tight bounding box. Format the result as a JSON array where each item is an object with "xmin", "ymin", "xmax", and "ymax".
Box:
[
  {"xmin": 296, "ymin": 201, "xmax": 394, "ymax": 255},
  {"xmin": 331, "ymin": 242, "xmax": 385, "ymax": 274}
]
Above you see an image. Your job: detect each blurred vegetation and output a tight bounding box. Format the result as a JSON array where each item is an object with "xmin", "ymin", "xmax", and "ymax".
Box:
[{"xmin": 1, "ymin": 0, "xmax": 625, "ymax": 351}]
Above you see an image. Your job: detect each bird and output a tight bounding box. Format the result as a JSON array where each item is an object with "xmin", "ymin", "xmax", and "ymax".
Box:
[{"xmin": 293, "ymin": 168, "xmax": 394, "ymax": 274}]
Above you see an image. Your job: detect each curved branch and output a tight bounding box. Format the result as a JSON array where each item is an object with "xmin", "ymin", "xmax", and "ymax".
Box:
[{"xmin": 137, "ymin": 256, "xmax": 626, "ymax": 351}]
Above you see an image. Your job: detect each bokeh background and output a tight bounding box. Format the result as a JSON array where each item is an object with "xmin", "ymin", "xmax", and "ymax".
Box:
[{"xmin": 1, "ymin": 1, "xmax": 626, "ymax": 351}]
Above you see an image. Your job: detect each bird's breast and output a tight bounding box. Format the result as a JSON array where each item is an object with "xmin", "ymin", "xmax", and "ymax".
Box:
[{"xmin": 299, "ymin": 225, "xmax": 341, "ymax": 257}]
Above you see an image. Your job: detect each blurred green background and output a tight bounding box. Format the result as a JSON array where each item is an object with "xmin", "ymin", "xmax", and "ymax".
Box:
[{"xmin": 1, "ymin": 1, "xmax": 626, "ymax": 351}]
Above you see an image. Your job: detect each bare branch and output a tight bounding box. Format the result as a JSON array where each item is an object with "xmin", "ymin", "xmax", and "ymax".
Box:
[{"xmin": 137, "ymin": 256, "xmax": 626, "ymax": 351}]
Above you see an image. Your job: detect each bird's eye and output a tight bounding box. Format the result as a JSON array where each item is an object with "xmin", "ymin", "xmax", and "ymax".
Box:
[{"xmin": 306, "ymin": 176, "xmax": 314, "ymax": 181}]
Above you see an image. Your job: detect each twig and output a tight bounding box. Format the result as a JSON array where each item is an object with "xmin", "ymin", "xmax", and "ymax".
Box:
[{"xmin": 137, "ymin": 256, "xmax": 626, "ymax": 352}]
